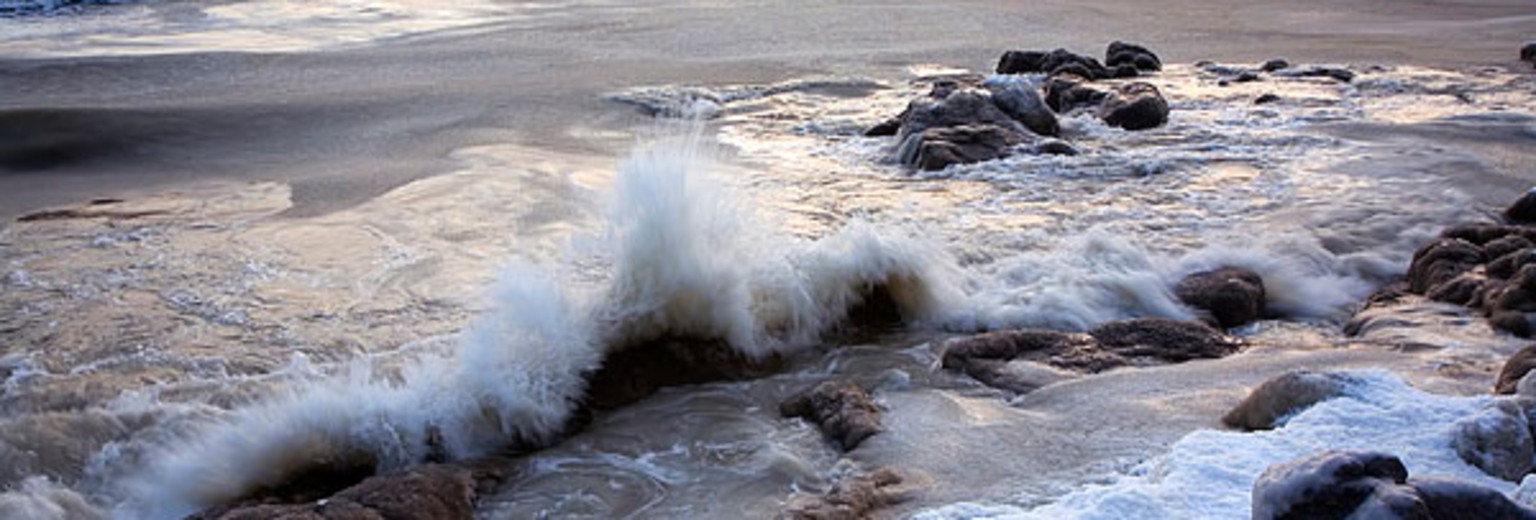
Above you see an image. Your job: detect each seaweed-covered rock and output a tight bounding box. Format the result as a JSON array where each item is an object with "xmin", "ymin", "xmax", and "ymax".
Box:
[
  {"xmin": 1042, "ymin": 75, "xmax": 1108, "ymax": 113},
  {"xmin": 780, "ymin": 380, "xmax": 884, "ymax": 451},
  {"xmin": 1223, "ymin": 371, "xmax": 1354, "ymax": 431},
  {"xmin": 1105, "ymin": 41, "xmax": 1162, "ymax": 72},
  {"xmin": 1175, "ymin": 267, "xmax": 1267, "ymax": 328},
  {"xmin": 1407, "ymin": 239, "xmax": 1484, "ymax": 294},
  {"xmin": 1099, "ymin": 82, "xmax": 1169, "ymax": 131},
  {"xmin": 1451, "ymin": 400, "xmax": 1535, "ymax": 481},
  {"xmin": 1497, "ymin": 345, "xmax": 1536, "ymax": 395}
]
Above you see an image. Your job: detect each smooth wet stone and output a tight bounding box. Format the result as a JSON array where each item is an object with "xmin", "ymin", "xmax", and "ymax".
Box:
[
  {"xmin": 1255, "ymin": 93, "xmax": 1281, "ymax": 105},
  {"xmin": 781, "ymin": 467, "xmax": 908, "ymax": 519},
  {"xmin": 1261, "ymin": 58, "xmax": 1291, "ymax": 72},
  {"xmin": 1223, "ymin": 371, "xmax": 1354, "ymax": 431},
  {"xmin": 780, "ymin": 380, "xmax": 884, "ymax": 451},
  {"xmin": 1042, "ymin": 75, "xmax": 1108, "ymax": 113},
  {"xmin": 1452, "ymin": 400, "xmax": 1535, "ymax": 481},
  {"xmin": 1105, "ymin": 41, "xmax": 1162, "ymax": 73},
  {"xmin": 1507, "ymin": 190, "xmax": 1536, "ymax": 224},
  {"xmin": 1099, "ymin": 82, "xmax": 1169, "ymax": 131},
  {"xmin": 1175, "ymin": 267, "xmax": 1268, "ymax": 328},
  {"xmin": 1497, "ymin": 345, "xmax": 1536, "ymax": 395},
  {"xmin": 1252, "ymin": 450, "xmax": 1421, "ymax": 520},
  {"xmin": 1407, "ymin": 238, "xmax": 1484, "ymax": 294}
]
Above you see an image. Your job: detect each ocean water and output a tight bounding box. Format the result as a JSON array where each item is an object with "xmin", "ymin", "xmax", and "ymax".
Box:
[{"xmin": 5, "ymin": 1, "xmax": 1536, "ymax": 519}]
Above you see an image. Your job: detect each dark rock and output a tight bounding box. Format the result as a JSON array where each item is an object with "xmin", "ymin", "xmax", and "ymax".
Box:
[
  {"xmin": 1174, "ymin": 267, "xmax": 1268, "ymax": 328},
  {"xmin": 1252, "ymin": 451, "xmax": 1421, "ymax": 520},
  {"xmin": 1041, "ymin": 48, "xmax": 1111, "ymax": 79},
  {"xmin": 1451, "ymin": 400, "xmax": 1534, "ymax": 481},
  {"xmin": 987, "ymin": 81, "xmax": 1060, "ymax": 137},
  {"xmin": 1506, "ymin": 189, "xmax": 1536, "ymax": 224},
  {"xmin": 1282, "ymin": 66, "xmax": 1356, "ymax": 83},
  {"xmin": 863, "ymin": 118, "xmax": 901, "ymax": 137},
  {"xmin": 1099, "ymin": 82, "xmax": 1170, "ymax": 131},
  {"xmin": 1492, "ymin": 311, "xmax": 1536, "ymax": 338},
  {"xmin": 1487, "ymin": 265, "xmax": 1536, "ymax": 314},
  {"xmin": 1261, "ymin": 58, "xmax": 1291, "ymax": 72},
  {"xmin": 1105, "ymin": 41, "xmax": 1162, "ymax": 72},
  {"xmin": 780, "ymin": 380, "xmax": 884, "ymax": 451},
  {"xmin": 1201, "ymin": 62, "xmax": 1247, "ymax": 76},
  {"xmin": 583, "ymin": 337, "xmax": 783, "ymax": 410},
  {"xmin": 1111, "ymin": 64, "xmax": 1141, "ymax": 79},
  {"xmin": 1360, "ymin": 281, "xmax": 1413, "ymax": 312},
  {"xmin": 1234, "ymin": 71, "xmax": 1262, "ymax": 83},
  {"xmin": 895, "ymin": 90, "xmax": 1027, "ymax": 145},
  {"xmin": 1255, "ymin": 93, "xmax": 1282, "ymax": 105},
  {"xmin": 996, "ymin": 50, "xmax": 1047, "ymax": 75},
  {"xmin": 1410, "ymin": 476, "xmax": 1536, "ymax": 520},
  {"xmin": 194, "ymin": 464, "xmax": 488, "ymax": 520},
  {"xmin": 1487, "ymin": 237, "xmax": 1536, "ymax": 263},
  {"xmin": 1427, "ymin": 272, "xmax": 1487, "ymax": 306},
  {"xmin": 1032, "ymin": 139, "xmax": 1078, "ymax": 156},
  {"xmin": 1223, "ymin": 371, "xmax": 1354, "ymax": 431},
  {"xmin": 907, "ymin": 124, "xmax": 1024, "ymax": 171},
  {"xmin": 1496, "ymin": 345, "xmax": 1536, "ymax": 395},
  {"xmin": 781, "ymin": 467, "xmax": 909, "ymax": 520},
  {"xmin": 1088, "ymin": 317, "xmax": 1241, "ymax": 363},
  {"xmin": 1442, "ymin": 224, "xmax": 1536, "ymax": 246},
  {"xmin": 1406, "ymin": 239, "xmax": 1484, "ymax": 294},
  {"xmin": 1042, "ymin": 75, "xmax": 1108, "ymax": 113},
  {"xmin": 1523, "ymin": 42, "xmax": 1536, "ymax": 65}
]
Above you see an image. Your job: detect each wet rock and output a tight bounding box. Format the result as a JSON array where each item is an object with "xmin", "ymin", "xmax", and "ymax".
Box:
[
  {"xmin": 1442, "ymin": 223, "xmax": 1536, "ymax": 246},
  {"xmin": 1488, "ymin": 237, "xmax": 1536, "ymax": 264},
  {"xmin": 1407, "ymin": 239, "xmax": 1484, "ymax": 294},
  {"xmin": 996, "ymin": 50, "xmax": 1047, "ymax": 75},
  {"xmin": 1487, "ymin": 265, "xmax": 1536, "ymax": 316},
  {"xmin": 1261, "ymin": 58, "xmax": 1291, "ymax": 72},
  {"xmin": 195, "ymin": 464, "xmax": 486, "ymax": 520},
  {"xmin": 1110, "ymin": 64, "xmax": 1141, "ymax": 79},
  {"xmin": 987, "ymin": 80, "xmax": 1060, "ymax": 137},
  {"xmin": 583, "ymin": 337, "xmax": 783, "ymax": 410},
  {"xmin": 1174, "ymin": 267, "xmax": 1268, "ymax": 328},
  {"xmin": 1451, "ymin": 400, "xmax": 1535, "ymax": 481},
  {"xmin": 1360, "ymin": 281, "xmax": 1413, "ymax": 312},
  {"xmin": 1233, "ymin": 71, "xmax": 1262, "ymax": 83},
  {"xmin": 863, "ymin": 118, "xmax": 901, "ymax": 137},
  {"xmin": 781, "ymin": 467, "xmax": 909, "ymax": 520},
  {"xmin": 1497, "ymin": 345, "xmax": 1536, "ymax": 395},
  {"xmin": 1427, "ymin": 272, "xmax": 1488, "ymax": 306},
  {"xmin": 1280, "ymin": 66, "xmax": 1357, "ymax": 83},
  {"xmin": 1031, "ymin": 139, "xmax": 1078, "ymax": 156},
  {"xmin": 1040, "ymin": 48, "xmax": 1111, "ymax": 79},
  {"xmin": 1201, "ymin": 62, "xmax": 1247, "ymax": 76},
  {"xmin": 1507, "ymin": 189, "xmax": 1536, "ymax": 224},
  {"xmin": 1523, "ymin": 42, "xmax": 1536, "ymax": 66},
  {"xmin": 1252, "ymin": 450, "xmax": 1423, "ymax": 520},
  {"xmin": 906, "ymin": 124, "xmax": 1025, "ymax": 171},
  {"xmin": 1087, "ymin": 317, "xmax": 1241, "ymax": 364},
  {"xmin": 1493, "ymin": 311, "xmax": 1536, "ymax": 338},
  {"xmin": 1042, "ymin": 75, "xmax": 1108, "ymax": 113},
  {"xmin": 1099, "ymin": 82, "xmax": 1169, "ymax": 131},
  {"xmin": 1411, "ymin": 476, "xmax": 1536, "ymax": 520},
  {"xmin": 1105, "ymin": 41, "xmax": 1162, "ymax": 72},
  {"xmin": 1223, "ymin": 371, "xmax": 1354, "ymax": 431},
  {"xmin": 1255, "ymin": 93, "xmax": 1281, "ymax": 105},
  {"xmin": 780, "ymin": 380, "xmax": 884, "ymax": 451},
  {"xmin": 895, "ymin": 90, "xmax": 1027, "ymax": 145}
]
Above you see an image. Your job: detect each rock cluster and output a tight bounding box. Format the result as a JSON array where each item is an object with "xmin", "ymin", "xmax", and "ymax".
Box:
[
  {"xmin": 942, "ymin": 317, "xmax": 1240, "ymax": 393},
  {"xmin": 1252, "ymin": 451, "xmax": 1536, "ymax": 520},
  {"xmin": 780, "ymin": 380, "xmax": 884, "ymax": 451}
]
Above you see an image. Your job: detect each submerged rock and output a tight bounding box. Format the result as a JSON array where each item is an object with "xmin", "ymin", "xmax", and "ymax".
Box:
[
  {"xmin": 1042, "ymin": 75, "xmax": 1108, "ymax": 113},
  {"xmin": 781, "ymin": 467, "xmax": 908, "ymax": 520},
  {"xmin": 1031, "ymin": 139, "xmax": 1078, "ymax": 156},
  {"xmin": 863, "ymin": 118, "xmax": 901, "ymax": 137},
  {"xmin": 1497, "ymin": 345, "xmax": 1536, "ymax": 395},
  {"xmin": 193, "ymin": 463, "xmax": 490, "ymax": 520},
  {"xmin": 1175, "ymin": 267, "xmax": 1268, "ymax": 328},
  {"xmin": 1261, "ymin": 58, "xmax": 1291, "ymax": 72},
  {"xmin": 1099, "ymin": 82, "xmax": 1170, "ymax": 131},
  {"xmin": 1105, "ymin": 41, "xmax": 1162, "ymax": 73},
  {"xmin": 1088, "ymin": 317, "xmax": 1240, "ymax": 363},
  {"xmin": 1223, "ymin": 371, "xmax": 1354, "ymax": 431},
  {"xmin": 1407, "ymin": 239, "xmax": 1484, "ymax": 294},
  {"xmin": 780, "ymin": 380, "xmax": 884, "ymax": 451},
  {"xmin": 1451, "ymin": 400, "xmax": 1535, "ymax": 481}
]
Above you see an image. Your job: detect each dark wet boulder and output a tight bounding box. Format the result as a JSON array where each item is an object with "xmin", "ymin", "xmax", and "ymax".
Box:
[
  {"xmin": 1042, "ymin": 75, "xmax": 1108, "ymax": 113},
  {"xmin": 583, "ymin": 337, "xmax": 783, "ymax": 410},
  {"xmin": 942, "ymin": 329, "xmax": 1103, "ymax": 386},
  {"xmin": 1110, "ymin": 64, "xmax": 1141, "ymax": 79},
  {"xmin": 194, "ymin": 463, "xmax": 490, "ymax": 520},
  {"xmin": 1040, "ymin": 48, "xmax": 1111, "ymax": 79},
  {"xmin": 1451, "ymin": 400, "xmax": 1534, "ymax": 481},
  {"xmin": 1099, "ymin": 82, "xmax": 1170, "ymax": 131},
  {"xmin": 1087, "ymin": 317, "xmax": 1241, "ymax": 363},
  {"xmin": 906, "ymin": 124, "xmax": 1025, "ymax": 171},
  {"xmin": 1407, "ymin": 239, "xmax": 1484, "ymax": 294},
  {"xmin": 1496, "ymin": 345, "xmax": 1536, "ymax": 395},
  {"xmin": 1490, "ymin": 250, "xmax": 1536, "ymax": 280},
  {"xmin": 996, "ymin": 50, "xmax": 1047, "ymax": 75},
  {"xmin": 1252, "ymin": 451, "xmax": 1424, "ymax": 520},
  {"xmin": 1442, "ymin": 224, "xmax": 1536, "ymax": 246},
  {"xmin": 987, "ymin": 80, "xmax": 1060, "ymax": 137},
  {"xmin": 1506, "ymin": 189, "xmax": 1536, "ymax": 224},
  {"xmin": 1523, "ymin": 42, "xmax": 1536, "ymax": 66},
  {"xmin": 1427, "ymin": 272, "xmax": 1488, "ymax": 306},
  {"xmin": 1105, "ymin": 41, "xmax": 1162, "ymax": 72},
  {"xmin": 1487, "ymin": 237, "xmax": 1536, "ymax": 264},
  {"xmin": 1255, "ymin": 93, "xmax": 1282, "ymax": 105},
  {"xmin": 1410, "ymin": 476, "xmax": 1536, "ymax": 520},
  {"xmin": 895, "ymin": 90, "xmax": 1027, "ymax": 144},
  {"xmin": 1233, "ymin": 71, "xmax": 1262, "ymax": 83},
  {"xmin": 863, "ymin": 118, "xmax": 902, "ymax": 137},
  {"xmin": 781, "ymin": 467, "xmax": 909, "ymax": 520},
  {"xmin": 1174, "ymin": 267, "xmax": 1268, "ymax": 328},
  {"xmin": 1223, "ymin": 371, "xmax": 1354, "ymax": 431},
  {"xmin": 1031, "ymin": 139, "xmax": 1079, "ymax": 156},
  {"xmin": 780, "ymin": 380, "xmax": 884, "ymax": 451},
  {"xmin": 1261, "ymin": 58, "xmax": 1291, "ymax": 72}
]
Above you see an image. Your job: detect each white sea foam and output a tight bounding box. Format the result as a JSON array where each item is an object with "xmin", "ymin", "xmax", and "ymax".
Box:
[
  {"xmin": 0, "ymin": 477, "xmax": 101, "ymax": 520},
  {"xmin": 916, "ymin": 370, "xmax": 1513, "ymax": 520}
]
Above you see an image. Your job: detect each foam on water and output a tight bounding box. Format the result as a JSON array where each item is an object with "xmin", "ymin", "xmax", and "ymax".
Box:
[{"xmin": 915, "ymin": 370, "xmax": 1514, "ymax": 519}]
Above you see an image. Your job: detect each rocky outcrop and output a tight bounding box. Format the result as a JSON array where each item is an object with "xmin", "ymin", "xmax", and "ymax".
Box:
[
  {"xmin": 1497, "ymin": 345, "xmax": 1536, "ymax": 395},
  {"xmin": 192, "ymin": 463, "xmax": 500, "ymax": 520},
  {"xmin": 1223, "ymin": 371, "xmax": 1354, "ymax": 431},
  {"xmin": 780, "ymin": 380, "xmax": 884, "ymax": 451},
  {"xmin": 1252, "ymin": 451, "xmax": 1536, "ymax": 520},
  {"xmin": 1105, "ymin": 41, "xmax": 1162, "ymax": 73},
  {"xmin": 892, "ymin": 90, "xmax": 1033, "ymax": 170},
  {"xmin": 1255, "ymin": 93, "xmax": 1281, "ymax": 105},
  {"xmin": 780, "ymin": 467, "xmax": 909, "ymax": 520},
  {"xmin": 1407, "ymin": 239, "xmax": 1484, "ymax": 294},
  {"xmin": 986, "ymin": 79, "xmax": 1059, "ymax": 137},
  {"xmin": 1451, "ymin": 400, "xmax": 1535, "ymax": 481},
  {"xmin": 1099, "ymin": 82, "xmax": 1170, "ymax": 131},
  {"xmin": 1042, "ymin": 75, "xmax": 1108, "ymax": 113},
  {"xmin": 1175, "ymin": 267, "xmax": 1268, "ymax": 328},
  {"xmin": 943, "ymin": 318, "xmax": 1240, "ymax": 392}
]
